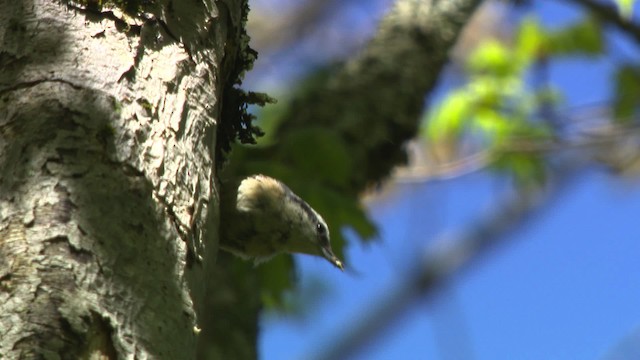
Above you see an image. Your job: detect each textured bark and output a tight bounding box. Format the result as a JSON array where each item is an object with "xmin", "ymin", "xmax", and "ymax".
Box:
[
  {"xmin": 0, "ymin": 0, "xmax": 232, "ymax": 357},
  {"xmin": 0, "ymin": 0, "xmax": 483, "ymax": 358}
]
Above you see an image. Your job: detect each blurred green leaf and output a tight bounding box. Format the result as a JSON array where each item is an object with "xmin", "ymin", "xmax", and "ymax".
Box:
[
  {"xmin": 547, "ymin": 17, "xmax": 603, "ymax": 56},
  {"xmin": 259, "ymin": 255, "xmax": 296, "ymax": 309},
  {"xmin": 492, "ymin": 152, "xmax": 547, "ymax": 187},
  {"xmin": 317, "ymin": 188, "xmax": 378, "ymax": 241},
  {"xmin": 615, "ymin": 0, "xmax": 635, "ymax": 18},
  {"xmin": 515, "ymin": 17, "xmax": 544, "ymax": 66},
  {"xmin": 426, "ymin": 90, "xmax": 473, "ymax": 140},
  {"xmin": 471, "ymin": 76, "xmax": 522, "ymax": 105},
  {"xmin": 282, "ymin": 128, "xmax": 352, "ymax": 188},
  {"xmin": 251, "ymin": 100, "xmax": 289, "ymax": 146},
  {"xmin": 474, "ymin": 108, "xmax": 509, "ymax": 139},
  {"xmin": 467, "ymin": 40, "xmax": 515, "ymax": 77},
  {"xmin": 614, "ymin": 64, "xmax": 640, "ymax": 121}
]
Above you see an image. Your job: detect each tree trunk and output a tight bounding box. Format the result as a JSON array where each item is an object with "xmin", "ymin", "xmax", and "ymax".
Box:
[{"xmin": 0, "ymin": 0, "xmax": 237, "ymax": 357}]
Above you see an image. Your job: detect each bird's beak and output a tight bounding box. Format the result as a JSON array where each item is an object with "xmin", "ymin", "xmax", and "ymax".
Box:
[{"xmin": 321, "ymin": 247, "xmax": 344, "ymax": 271}]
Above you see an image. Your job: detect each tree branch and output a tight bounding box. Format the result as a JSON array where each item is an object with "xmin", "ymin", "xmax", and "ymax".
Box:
[{"xmin": 240, "ymin": 0, "xmax": 484, "ymax": 192}]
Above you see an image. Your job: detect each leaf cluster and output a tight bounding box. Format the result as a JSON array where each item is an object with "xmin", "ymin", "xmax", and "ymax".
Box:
[{"xmin": 425, "ymin": 15, "xmax": 604, "ymax": 186}]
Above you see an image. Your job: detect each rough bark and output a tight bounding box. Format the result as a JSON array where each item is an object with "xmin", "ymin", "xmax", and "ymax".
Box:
[
  {"xmin": 0, "ymin": 0, "xmax": 484, "ymax": 358},
  {"xmin": 0, "ymin": 0, "xmax": 233, "ymax": 357}
]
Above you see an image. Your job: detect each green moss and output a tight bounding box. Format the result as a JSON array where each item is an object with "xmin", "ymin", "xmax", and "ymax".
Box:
[{"xmin": 216, "ymin": 0, "xmax": 275, "ymax": 168}]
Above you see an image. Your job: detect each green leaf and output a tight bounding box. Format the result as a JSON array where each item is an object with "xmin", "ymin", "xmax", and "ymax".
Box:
[
  {"xmin": 282, "ymin": 128, "xmax": 352, "ymax": 187},
  {"xmin": 492, "ymin": 152, "xmax": 547, "ymax": 187},
  {"xmin": 319, "ymin": 189, "xmax": 377, "ymax": 241},
  {"xmin": 426, "ymin": 90, "xmax": 473, "ymax": 140},
  {"xmin": 251, "ymin": 99, "xmax": 289, "ymax": 146},
  {"xmin": 474, "ymin": 108, "xmax": 510, "ymax": 140},
  {"xmin": 467, "ymin": 40, "xmax": 515, "ymax": 77},
  {"xmin": 471, "ymin": 75, "xmax": 523, "ymax": 105},
  {"xmin": 260, "ymin": 255, "xmax": 296, "ymax": 309},
  {"xmin": 515, "ymin": 17, "xmax": 544, "ymax": 67},
  {"xmin": 616, "ymin": 0, "xmax": 635, "ymax": 18},
  {"xmin": 613, "ymin": 64, "xmax": 640, "ymax": 121},
  {"xmin": 547, "ymin": 17, "xmax": 603, "ymax": 56}
]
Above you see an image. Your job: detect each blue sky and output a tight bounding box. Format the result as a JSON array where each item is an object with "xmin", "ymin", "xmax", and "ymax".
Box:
[
  {"xmin": 260, "ymin": 172, "xmax": 640, "ymax": 360},
  {"xmin": 246, "ymin": 1, "xmax": 640, "ymax": 359}
]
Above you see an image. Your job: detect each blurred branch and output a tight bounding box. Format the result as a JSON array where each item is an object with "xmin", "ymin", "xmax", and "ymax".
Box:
[
  {"xmin": 394, "ymin": 149, "xmax": 492, "ymax": 181},
  {"xmin": 311, "ymin": 167, "xmax": 575, "ymax": 360},
  {"xmin": 248, "ymin": 0, "xmax": 344, "ymax": 53},
  {"xmin": 242, "ymin": 0, "xmax": 484, "ymax": 191},
  {"xmin": 395, "ymin": 117, "xmax": 640, "ymax": 182},
  {"xmin": 602, "ymin": 327, "xmax": 640, "ymax": 359},
  {"xmin": 563, "ymin": 0, "xmax": 640, "ymax": 43}
]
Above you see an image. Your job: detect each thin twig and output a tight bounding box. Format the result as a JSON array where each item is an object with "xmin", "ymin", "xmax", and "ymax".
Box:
[{"xmin": 394, "ymin": 120, "xmax": 640, "ymax": 182}]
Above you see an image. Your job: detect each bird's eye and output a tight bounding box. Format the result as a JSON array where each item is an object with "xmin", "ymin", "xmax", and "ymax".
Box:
[{"xmin": 316, "ymin": 223, "xmax": 330, "ymax": 247}]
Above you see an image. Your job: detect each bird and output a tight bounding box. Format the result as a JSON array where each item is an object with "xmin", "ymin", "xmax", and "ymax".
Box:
[{"xmin": 219, "ymin": 174, "xmax": 343, "ymax": 270}]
